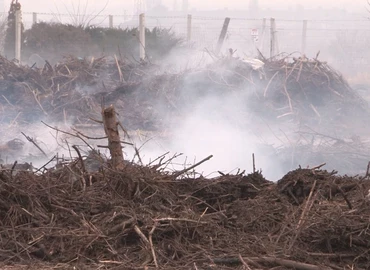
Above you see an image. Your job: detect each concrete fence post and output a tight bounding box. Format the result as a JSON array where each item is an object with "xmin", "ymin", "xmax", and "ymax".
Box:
[
  {"xmin": 187, "ymin": 14, "xmax": 192, "ymax": 42},
  {"xmin": 259, "ymin": 18, "xmax": 266, "ymax": 54},
  {"xmin": 32, "ymin": 12, "xmax": 37, "ymax": 25},
  {"xmin": 15, "ymin": 9, "xmax": 22, "ymax": 62},
  {"xmin": 270, "ymin": 18, "xmax": 276, "ymax": 58},
  {"xmin": 139, "ymin": 13, "xmax": 146, "ymax": 60},
  {"xmin": 109, "ymin": 15, "xmax": 113, "ymax": 28},
  {"xmin": 215, "ymin": 17, "xmax": 231, "ymax": 55}
]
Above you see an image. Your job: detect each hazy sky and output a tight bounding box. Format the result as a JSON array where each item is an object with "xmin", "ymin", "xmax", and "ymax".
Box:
[{"xmin": 3, "ymin": 0, "xmax": 366, "ymax": 13}]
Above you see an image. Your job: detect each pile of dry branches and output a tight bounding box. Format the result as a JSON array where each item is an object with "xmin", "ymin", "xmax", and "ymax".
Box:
[
  {"xmin": 1, "ymin": 54, "xmax": 370, "ymax": 178},
  {"xmin": 204, "ymin": 55, "xmax": 370, "ymax": 128},
  {"xmin": 1, "ymin": 153, "xmax": 370, "ymax": 269},
  {"xmin": 261, "ymin": 56, "xmax": 369, "ymax": 125},
  {"xmin": 0, "ymin": 55, "xmax": 170, "ymax": 128},
  {"xmin": 0, "ymin": 54, "xmax": 368, "ymax": 130}
]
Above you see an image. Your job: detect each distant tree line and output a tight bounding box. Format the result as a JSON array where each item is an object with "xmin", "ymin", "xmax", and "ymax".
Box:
[{"xmin": 4, "ymin": 22, "xmax": 184, "ymax": 64}]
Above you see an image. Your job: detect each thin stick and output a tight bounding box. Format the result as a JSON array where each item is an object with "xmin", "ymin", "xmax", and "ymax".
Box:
[
  {"xmin": 238, "ymin": 254, "xmax": 252, "ymax": 270},
  {"xmin": 114, "ymin": 55, "xmax": 125, "ymax": 83},
  {"xmin": 366, "ymin": 161, "xmax": 370, "ymax": 178},
  {"xmin": 89, "ymin": 117, "xmax": 104, "ymax": 124},
  {"xmin": 63, "ymin": 108, "xmax": 67, "ymax": 126},
  {"xmin": 134, "ymin": 224, "xmax": 159, "ymax": 267},
  {"xmin": 9, "ymin": 111, "xmax": 21, "ymax": 127},
  {"xmin": 310, "ymin": 103, "xmax": 321, "ymax": 118},
  {"xmin": 2, "ymin": 95, "xmax": 14, "ymax": 107},
  {"xmin": 42, "ymin": 121, "xmax": 94, "ymax": 151},
  {"xmin": 71, "ymin": 128, "xmax": 108, "ymax": 140},
  {"xmin": 311, "ymin": 163, "xmax": 326, "ymax": 170},
  {"xmin": 252, "ymin": 153, "xmax": 256, "ymax": 173},
  {"xmin": 173, "ymin": 155, "xmax": 213, "ymax": 178},
  {"xmin": 154, "ymin": 217, "xmax": 207, "ymax": 224},
  {"xmin": 337, "ymin": 185, "xmax": 353, "ymax": 209},
  {"xmin": 283, "ymin": 84, "xmax": 293, "ymax": 112},
  {"xmin": 149, "ymin": 224, "xmax": 158, "ymax": 268},
  {"xmin": 263, "ymin": 71, "xmax": 279, "ymax": 97},
  {"xmin": 134, "ymin": 225, "xmax": 149, "ymax": 245},
  {"xmin": 21, "ymin": 132, "xmax": 48, "ymax": 158},
  {"xmin": 297, "ymin": 180, "xmax": 317, "ymax": 228},
  {"xmin": 148, "ymin": 152, "xmax": 170, "ymax": 166},
  {"xmin": 22, "ymin": 83, "xmax": 48, "ymax": 115},
  {"xmin": 72, "ymin": 145, "xmax": 87, "ymax": 174},
  {"xmin": 288, "ymin": 180, "xmax": 317, "ymax": 252},
  {"xmin": 11, "ymin": 161, "xmax": 17, "ymax": 174},
  {"xmin": 34, "ymin": 155, "xmax": 56, "ymax": 173},
  {"xmin": 259, "ymin": 256, "xmax": 332, "ymax": 270},
  {"xmin": 213, "ymin": 256, "xmax": 333, "ymax": 270},
  {"xmin": 133, "ymin": 146, "xmax": 143, "ymax": 165}
]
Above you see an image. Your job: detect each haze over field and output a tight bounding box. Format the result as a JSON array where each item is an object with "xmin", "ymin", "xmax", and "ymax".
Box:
[
  {"xmin": 0, "ymin": 0, "xmax": 369, "ymax": 182},
  {"xmin": 1, "ymin": 0, "xmax": 366, "ymax": 13}
]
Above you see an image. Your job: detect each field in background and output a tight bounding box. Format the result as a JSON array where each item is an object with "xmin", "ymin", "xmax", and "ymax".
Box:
[
  {"xmin": 0, "ymin": 11, "xmax": 368, "ymax": 77},
  {"xmin": 0, "ymin": 10, "xmax": 369, "ymax": 80}
]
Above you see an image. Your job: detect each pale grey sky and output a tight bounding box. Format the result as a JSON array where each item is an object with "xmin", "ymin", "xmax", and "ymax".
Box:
[{"xmin": 3, "ymin": 0, "xmax": 367, "ymax": 14}]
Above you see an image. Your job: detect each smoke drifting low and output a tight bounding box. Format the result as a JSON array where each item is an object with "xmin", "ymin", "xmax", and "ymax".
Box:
[
  {"xmin": 120, "ymin": 60, "xmax": 291, "ymax": 181},
  {"xmin": 1, "ymin": 44, "xmax": 370, "ymax": 182},
  {"xmin": 166, "ymin": 95, "xmax": 285, "ymax": 180},
  {"xmin": 121, "ymin": 47, "xmax": 370, "ymax": 181}
]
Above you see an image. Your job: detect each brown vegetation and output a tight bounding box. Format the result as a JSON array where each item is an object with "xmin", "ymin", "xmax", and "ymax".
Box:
[
  {"xmin": 1, "ymin": 52, "xmax": 370, "ymax": 269},
  {"xmin": 0, "ymin": 153, "xmax": 370, "ymax": 269}
]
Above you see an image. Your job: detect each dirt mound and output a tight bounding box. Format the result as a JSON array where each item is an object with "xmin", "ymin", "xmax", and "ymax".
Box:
[{"xmin": 0, "ymin": 157, "xmax": 370, "ymax": 269}]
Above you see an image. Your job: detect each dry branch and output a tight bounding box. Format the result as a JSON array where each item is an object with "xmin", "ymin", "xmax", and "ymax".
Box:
[
  {"xmin": 213, "ymin": 256, "xmax": 333, "ymax": 270},
  {"xmin": 21, "ymin": 132, "xmax": 48, "ymax": 158},
  {"xmin": 173, "ymin": 155, "xmax": 213, "ymax": 178}
]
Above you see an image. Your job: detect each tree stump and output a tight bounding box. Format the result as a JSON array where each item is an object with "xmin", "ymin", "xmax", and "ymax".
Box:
[{"xmin": 102, "ymin": 105, "xmax": 124, "ymax": 170}]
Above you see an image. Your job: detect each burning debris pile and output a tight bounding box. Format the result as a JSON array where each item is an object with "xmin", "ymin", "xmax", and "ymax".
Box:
[
  {"xmin": 202, "ymin": 55, "xmax": 370, "ymax": 129},
  {"xmin": 1, "ymin": 53, "xmax": 370, "ymax": 175},
  {"xmin": 0, "ymin": 54, "xmax": 368, "ymax": 130},
  {"xmin": 1, "ymin": 153, "xmax": 370, "ymax": 269},
  {"xmin": 0, "ymin": 51, "xmax": 370, "ymax": 268},
  {"xmin": 0, "ymin": 55, "xmax": 163, "ymax": 128}
]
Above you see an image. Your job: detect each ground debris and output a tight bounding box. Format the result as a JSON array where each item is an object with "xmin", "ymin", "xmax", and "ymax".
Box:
[
  {"xmin": 1, "ymin": 54, "xmax": 370, "ymax": 269},
  {"xmin": 0, "ymin": 159, "xmax": 369, "ymax": 269},
  {"xmin": 1, "ymin": 54, "xmax": 369, "ymax": 130}
]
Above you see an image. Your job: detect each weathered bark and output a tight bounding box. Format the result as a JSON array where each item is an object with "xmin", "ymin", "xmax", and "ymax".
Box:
[{"xmin": 102, "ymin": 105, "xmax": 124, "ymax": 170}]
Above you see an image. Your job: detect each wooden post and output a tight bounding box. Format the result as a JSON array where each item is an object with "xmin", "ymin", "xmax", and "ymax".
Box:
[
  {"xmin": 32, "ymin": 12, "xmax": 37, "ymax": 25},
  {"xmin": 139, "ymin": 13, "xmax": 146, "ymax": 60},
  {"xmin": 102, "ymin": 105, "xmax": 124, "ymax": 170},
  {"xmin": 270, "ymin": 18, "xmax": 276, "ymax": 58},
  {"xmin": 259, "ymin": 18, "xmax": 266, "ymax": 54},
  {"xmin": 15, "ymin": 9, "xmax": 22, "ymax": 62},
  {"xmin": 301, "ymin": 20, "xmax": 307, "ymax": 55},
  {"xmin": 187, "ymin": 14, "xmax": 192, "ymax": 42},
  {"xmin": 274, "ymin": 20, "xmax": 280, "ymax": 55},
  {"xmin": 109, "ymin": 15, "xmax": 113, "ymax": 28},
  {"xmin": 215, "ymin": 17, "xmax": 230, "ymax": 55}
]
